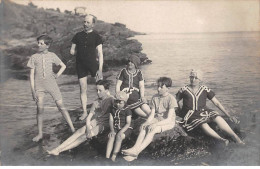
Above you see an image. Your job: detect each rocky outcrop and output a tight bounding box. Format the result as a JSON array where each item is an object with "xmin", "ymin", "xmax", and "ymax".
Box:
[{"xmin": 1, "ymin": 0, "xmax": 151, "ymax": 79}]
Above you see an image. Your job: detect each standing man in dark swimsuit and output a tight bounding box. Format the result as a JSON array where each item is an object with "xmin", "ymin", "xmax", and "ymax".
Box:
[{"xmin": 70, "ymin": 14, "xmax": 103, "ymax": 120}]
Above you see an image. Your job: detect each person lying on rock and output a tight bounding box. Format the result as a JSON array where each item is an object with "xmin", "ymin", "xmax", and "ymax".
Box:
[
  {"xmin": 175, "ymin": 69, "xmax": 244, "ymax": 145},
  {"xmin": 116, "ymin": 55, "xmax": 151, "ymax": 119},
  {"xmin": 47, "ymin": 80, "xmax": 113, "ymax": 155},
  {"xmin": 106, "ymin": 91, "xmax": 133, "ymax": 162},
  {"xmin": 27, "ymin": 34, "xmax": 75, "ymax": 142},
  {"xmin": 122, "ymin": 77, "xmax": 178, "ymax": 161}
]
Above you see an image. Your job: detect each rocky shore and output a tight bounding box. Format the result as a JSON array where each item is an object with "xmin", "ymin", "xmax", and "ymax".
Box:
[{"xmin": 1, "ymin": 0, "xmax": 151, "ymax": 80}]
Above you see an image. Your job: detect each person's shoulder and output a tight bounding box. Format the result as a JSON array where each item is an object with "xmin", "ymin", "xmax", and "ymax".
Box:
[
  {"xmin": 76, "ymin": 30, "xmax": 85, "ymax": 35},
  {"xmin": 31, "ymin": 53, "xmax": 40, "ymax": 57},
  {"xmin": 119, "ymin": 68, "xmax": 127, "ymax": 74},
  {"xmin": 178, "ymin": 85, "xmax": 189, "ymax": 92},
  {"xmin": 137, "ymin": 69, "xmax": 143, "ymax": 74},
  {"xmin": 200, "ymin": 85, "xmax": 211, "ymax": 92},
  {"xmin": 152, "ymin": 93, "xmax": 160, "ymax": 100},
  {"xmin": 123, "ymin": 107, "xmax": 132, "ymax": 114},
  {"xmin": 47, "ymin": 52, "xmax": 57, "ymax": 56},
  {"xmin": 167, "ymin": 93, "xmax": 177, "ymax": 101},
  {"xmin": 103, "ymin": 96, "xmax": 114, "ymax": 103},
  {"xmin": 92, "ymin": 30, "xmax": 101, "ymax": 36}
]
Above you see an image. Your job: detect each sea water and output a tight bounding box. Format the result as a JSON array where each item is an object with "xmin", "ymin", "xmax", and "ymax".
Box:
[{"xmin": 0, "ymin": 32, "xmax": 259, "ymax": 165}]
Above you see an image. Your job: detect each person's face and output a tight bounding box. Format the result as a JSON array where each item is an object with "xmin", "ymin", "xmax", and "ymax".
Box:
[
  {"xmin": 96, "ymin": 85, "xmax": 107, "ymax": 99},
  {"xmin": 37, "ymin": 40, "xmax": 49, "ymax": 52},
  {"xmin": 114, "ymin": 100, "xmax": 125, "ymax": 109},
  {"xmin": 190, "ymin": 75, "xmax": 200, "ymax": 86},
  {"xmin": 157, "ymin": 83, "xmax": 168, "ymax": 96},
  {"xmin": 127, "ymin": 60, "xmax": 136, "ymax": 70},
  {"xmin": 84, "ymin": 16, "xmax": 94, "ymax": 31}
]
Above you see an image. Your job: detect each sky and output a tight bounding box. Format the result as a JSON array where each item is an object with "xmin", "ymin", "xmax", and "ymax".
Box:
[{"xmin": 12, "ymin": 0, "xmax": 260, "ymax": 33}]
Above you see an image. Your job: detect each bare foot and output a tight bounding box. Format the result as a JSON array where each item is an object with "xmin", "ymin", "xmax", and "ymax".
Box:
[
  {"xmin": 79, "ymin": 112, "xmax": 88, "ymax": 121},
  {"xmin": 223, "ymin": 139, "xmax": 229, "ymax": 146},
  {"xmin": 47, "ymin": 149, "xmax": 60, "ymax": 156},
  {"xmin": 122, "ymin": 148, "xmax": 135, "ymax": 155},
  {"xmin": 71, "ymin": 127, "xmax": 76, "ymax": 133},
  {"xmin": 237, "ymin": 140, "xmax": 245, "ymax": 145},
  {"xmin": 122, "ymin": 149, "xmax": 138, "ymax": 157},
  {"xmin": 123, "ymin": 155, "xmax": 137, "ymax": 162},
  {"xmin": 32, "ymin": 134, "xmax": 43, "ymax": 142},
  {"xmin": 111, "ymin": 155, "xmax": 116, "ymax": 162}
]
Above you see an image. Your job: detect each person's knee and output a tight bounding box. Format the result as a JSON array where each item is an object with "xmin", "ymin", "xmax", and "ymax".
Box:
[
  {"xmin": 116, "ymin": 133, "xmax": 125, "ymax": 141},
  {"xmin": 142, "ymin": 104, "xmax": 151, "ymax": 115},
  {"xmin": 79, "ymin": 126, "xmax": 86, "ymax": 134},
  {"xmin": 56, "ymin": 100, "xmax": 66, "ymax": 112},
  {"xmin": 36, "ymin": 102, "xmax": 44, "ymax": 113}
]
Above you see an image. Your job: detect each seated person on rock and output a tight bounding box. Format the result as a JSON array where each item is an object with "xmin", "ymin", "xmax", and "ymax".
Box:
[
  {"xmin": 175, "ymin": 69, "xmax": 244, "ymax": 145},
  {"xmin": 47, "ymin": 80, "xmax": 113, "ymax": 155},
  {"xmin": 122, "ymin": 77, "xmax": 178, "ymax": 161},
  {"xmin": 106, "ymin": 91, "xmax": 133, "ymax": 162},
  {"xmin": 116, "ymin": 55, "xmax": 151, "ymax": 119}
]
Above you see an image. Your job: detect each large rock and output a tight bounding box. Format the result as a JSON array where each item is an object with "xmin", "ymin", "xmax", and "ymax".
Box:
[{"xmin": 1, "ymin": 0, "xmax": 150, "ymax": 80}]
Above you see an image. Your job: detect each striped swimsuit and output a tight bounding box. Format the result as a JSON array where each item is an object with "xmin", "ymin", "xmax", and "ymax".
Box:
[
  {"xmin": 176, "ymin": 85, "xmax": 219, "ymax": 131},
  {"xmin": 27, "ymin": 52, "xmax": 63, "ymax": 101}
]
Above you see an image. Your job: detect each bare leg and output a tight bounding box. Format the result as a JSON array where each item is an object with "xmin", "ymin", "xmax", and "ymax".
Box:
[
  {"xmin": 134, "ymin": 107, "xmax": 148, "ymax": 118},
  {"xmin": 56, "ymin": 100, "xmax": 75, "ymax": 132},
  {"xmin": 48, "ymin": 126, "xmax": 86, "ymax": 155},
  {"xmin": 111, "ymin": 133, "xmax": 125, "ymax": 162},
  {"xmin": 200, "ymin": 123, "xmax": 229, "ymax": 146},
  {"xmin": 59, "ymin": 135, "xmax": 87, "ymax": 152},
  {"xmin": 106, "ymin": 134, "xmax": 115, "ymax": 159},
  {"xmin": 79, "ymin": 77, "xmax": 88, "ymax": 120},
  {"xmin": 124, "ymin": 126, "xmax": 161, "ymax": 157},
  {"xmin": 141, "ymin": 104, "xmax": 151, "ymax": 117},
  {"xmin": 33, "ymin": 95, "xmax": 44, "ymax": 142},
  {"xmin": 214, "ymin": 116, "xmax": 244, "ymax": 144},
  {"xmin": 122, "ymin": 125, "xmax": 147, "ymax": 155}
]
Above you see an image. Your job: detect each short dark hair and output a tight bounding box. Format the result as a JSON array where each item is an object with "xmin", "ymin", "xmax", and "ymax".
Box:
[
  {"xmin": 157, "ymin": 77, "xmax": 172, "ymax": 87},
  {"xmin": 96, "ymin": 80, "xmax": 110, "ymax": 90},
  {"xmin": 37, "ymin": 34, "xmax": 53, "ymax": 46}
]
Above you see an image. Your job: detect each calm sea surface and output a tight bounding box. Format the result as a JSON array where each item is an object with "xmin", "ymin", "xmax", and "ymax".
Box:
[{"xmin": 0, "ymin": 32, "xmax": 259, "ymax": 165}]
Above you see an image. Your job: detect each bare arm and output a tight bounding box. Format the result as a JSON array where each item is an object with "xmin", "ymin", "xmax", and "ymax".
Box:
[
  {"xmin": 139, "ymin": 80, "xmax": 146, "ymax": 101},
  {"xmin": 153, "ymin": 108, "xmax": 176, "ymax": 126},
  {"xmin": 55, "ymin": 62, "xmax": 66, "ymax": 78},
  {"xmin": 115, "ymin": 80, "xmax": 123, "ymax": 93},
  {"xmin": 29, "ymin": 69, "xmax": 37, "ymax": 101},
  {"xmin": 70, "ymin": 43, "xmax": 76, "ymax": 55},
  {"xmin": 86, "ymin": 102, "xmax": 96, "ymax": 127},
  {"xmin": 211, "ymin": 97, "xmax": 231, "ymax": 117},
  {"xmin": 109, "ymin": 113, "xmax": 115, "ymax": 132},
  {"xmin": 96, "ymin": 44, "xmax": 103, "ymax": 73},
  {"xmin": 146, "ymin": 108, "xmax": 155, "ymax": 122}
]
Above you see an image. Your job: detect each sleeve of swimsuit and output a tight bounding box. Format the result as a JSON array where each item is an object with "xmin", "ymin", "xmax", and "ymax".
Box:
[
  {"xmin": 169, "ymin": 95, "xmax": 178, "ymax": 109},
  {"xmin": 150, "ymin": 96, "xmax": 156, "ymax": 109},
  {"xmin": 205, "ymin": 86, "xmax": 215, "ymax": 100},
  {"xmin": 52, "ymin": 53, "xmax": 62, "ymax": 65},
  {"xmin": 27, "ymin": 55, "xmax": 35, "ymax": 69},
  {"xmin": 116, "ymin": 69, "xmax": 124, "ymax": 81},
  {"xmin": 138, "ymin": 70, "xmax": 144, "ymax": 81},
  {"xmin": 126, "ymin": 108, "xmax": 132, "ymax": 117},
  {"xmin": 95, "ymin": 33, "xmax": 103, "ymax": 47},
  {"xmin": 175, "ymin": 88, "xmax": 184, "ymax": 101},
  {"xmin": 71, "ymin": 33, "xmax": 78, "ymax": 44}
]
